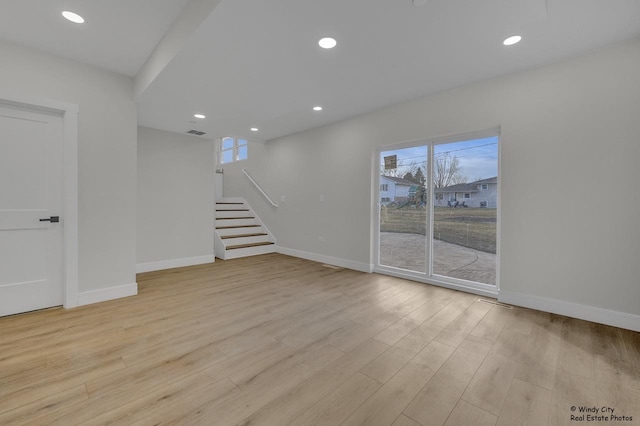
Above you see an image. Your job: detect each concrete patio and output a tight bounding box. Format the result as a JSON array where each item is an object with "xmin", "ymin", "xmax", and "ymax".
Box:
[{"xmin": 379, "ymin": 232, "xmax": 496, "ymax": 285}]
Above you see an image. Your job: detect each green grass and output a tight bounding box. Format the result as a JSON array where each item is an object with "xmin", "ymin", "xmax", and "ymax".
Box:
[{"xmin": 380, "ymin": 206, "xmax": 496, "ymax": 254}]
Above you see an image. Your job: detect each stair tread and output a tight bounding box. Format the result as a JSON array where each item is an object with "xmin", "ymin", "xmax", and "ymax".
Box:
[
  {"xmin": 226, "ymin": 241, "xmax": 275, "ymax": 250},
  {"xmin": 216, "ymin": 209, "xmax": 249, "ymax": 212},
  {"xmin": 216, "ymin": 224, "xmax": 261, "ymax": 230},
  {"xmin": 221, "ymin": 233, "xmax": 268, "ymax": 239}
]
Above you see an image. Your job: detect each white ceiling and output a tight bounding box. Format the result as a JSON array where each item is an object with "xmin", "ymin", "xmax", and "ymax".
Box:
[
  {"xmin": 2, "ymin": 0, "xmax": 640, "ymax": 141},
  {"xmin": 0, "ymin": 0, "xmax": 189, "ymax": 76}
]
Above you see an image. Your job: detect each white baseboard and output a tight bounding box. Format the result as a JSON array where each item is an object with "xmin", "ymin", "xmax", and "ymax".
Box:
[
  {"xmin": 499, "ymin": 290, "xmax": 640, "ymax": 332},
  {"xmin": 275, "ymin": 246, "xmax": 373, "ymax": 273},
  {"xmin": 77, "ymin": 282, "xmax": 138, "ymax": 307},
  {"xmin": 136, "ymin": 255, "xmax": 215, "ymax": 273}
]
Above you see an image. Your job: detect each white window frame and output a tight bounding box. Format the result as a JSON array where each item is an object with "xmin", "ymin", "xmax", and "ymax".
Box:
[
  {"xmin": 219, "ymin": 137, "xmax": 248, "ymax": 164},
  {"xmin": 380, "ymin": 183, "xmax": 388, "ymax": 192},
  {"xmin": 481, "ymin": 184, "xmax": 488, "ymax": 190}
]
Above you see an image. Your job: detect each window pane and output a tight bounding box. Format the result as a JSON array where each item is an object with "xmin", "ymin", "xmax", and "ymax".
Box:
[
  {"xmin": 238, "ymin": 139, "xmax": 247, "ymax": 146},
  {"xmin": 237, "ymin": 145, "xmax": 248, "ymax": 161},
  {"xmin": 432, "ymin": 136, "xmax": 498, "ymax": 285},
  {"xmin": 379, "ymin": 145, "xmax": 428, "ymax": 274},
  {"xmin": 222, "ymin": 137, "xmax": 234, "ymax": 150},
  {"xmin": 221, "ymin": 149, "xmax": 233, "ymax": 164}
]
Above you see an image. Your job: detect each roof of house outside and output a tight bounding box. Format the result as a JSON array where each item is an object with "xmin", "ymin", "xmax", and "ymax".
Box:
[
  {"xmin": 381, "ymin": 176, "xmax": 417, "ymax": 186},
  {"xmin": 474, "ymin": 177, "xmax": 498, "ymax": 185},
  {"xmin": 434, "ymin": 177, "xmax": 497, "ymax": 193}
]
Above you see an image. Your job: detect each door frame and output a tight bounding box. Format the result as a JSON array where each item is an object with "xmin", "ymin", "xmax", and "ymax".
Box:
[
  {"xmin": 373, "ymin": 128, "xmax": 501, "ymax": 298},
  {"xmin": 1, "ymin": 93, "xmax": 79, "ymax": 309}
]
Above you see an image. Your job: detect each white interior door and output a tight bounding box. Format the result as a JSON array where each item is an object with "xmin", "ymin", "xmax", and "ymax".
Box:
[{"xmin": 0, "ymin": 103, "xmax": 64, "ymax": 316}]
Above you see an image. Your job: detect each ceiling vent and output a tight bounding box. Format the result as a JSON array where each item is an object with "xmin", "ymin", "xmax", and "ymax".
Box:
[{"xmin": 187, "ymin": 130, "xmax": 206, "ymax": 136}]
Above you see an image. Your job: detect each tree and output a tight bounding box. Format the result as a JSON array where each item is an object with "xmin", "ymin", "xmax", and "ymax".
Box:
[
  {"xmin": 413, "ymin": 167, "xmax": 426, "ymax": 185},
  {"xmin": 400, "ymin": 165, "xmax": 427, "ymax": 205},
  {"xmin": 433, "ymin": 154, "xmax": 467, "ymax": 188}
]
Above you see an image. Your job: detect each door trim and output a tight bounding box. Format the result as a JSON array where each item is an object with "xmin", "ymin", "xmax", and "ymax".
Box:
[{"xmin": 1, "ymin": 93, "xmax": 79, "ymax": 309}]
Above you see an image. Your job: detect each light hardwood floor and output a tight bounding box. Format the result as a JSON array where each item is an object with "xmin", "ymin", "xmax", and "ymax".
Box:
[{"xmin": 0, "ymin": 253, "xmax": 638, "ymax": 425}]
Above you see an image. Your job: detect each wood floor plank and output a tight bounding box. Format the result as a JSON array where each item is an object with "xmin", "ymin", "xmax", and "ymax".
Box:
[
  {"xmin": 402, "ymin": 336, "xmax": 492, "ymax": 426},
  {"xmin": 0, "ymin": 384, "xmax": 88, "ymax": 426},
  {"xmin": 205, "ymin": 344, "xmax": 345, "ymax": 425},
  {"xmin": 433, "ymin": 300, "xmax": 491, "ymax": 348},
  {"xmin": 548, "ymin": 370, "xmax": 599, "ymax": 426},
  {"xmin": 0, "ymin": 358, "xmax": 126, "ymax": 415},
  {"xmin": 291, "ymin": 372, "xmax": 381, "ymax": 426},
  {"xmin": 496, "ymin": 378, "xmax": 552, "ymax": 426},
  {"xmin": 85, "ymin": 339, "xmax": 228, "ymax": 398},
  {"xmin": 443, "ymin": 400, "xmax": 497, "ymax": 426},
  {"xmin": 342, "ymin": 341, "xmax": 454, "ymax": 426},
  {"xmin": 82, "ymin": 377, "xmax": 239, "ymax": 426},
  {"xmin": 393, "ymin": 414, "xmax": 423, "ymax": 426},
  {"xmin": 513, "ymin": 316, "xmax": 563, "ymax": 390},
  {"xmin": 328, "ymin": 319, "xmax": 399, "ymax": 353},
  {"xmin": 469, "ymin": 305, "xmax": 514, "ymax": 342},
  {"xmin": 232, "ymin": 340, "xmax": 388, "ymax": 425},
  {"xmin": 461, "ymin": 352, "xmax": 518, "ymax": 415},
  {"xmin": 235, "ymin": 339, "xmax": 388, "ymax": 426},
  {"xmin": 374, "ymin": 316, "xmax": 423, "ymax": 346},
  {"xmin": 361, "ymin": 322, "xmax": 444, "ymax": 383},
  {"xmin": 556, "ymin": 318, "xmax": 596, "ymax": 380}
]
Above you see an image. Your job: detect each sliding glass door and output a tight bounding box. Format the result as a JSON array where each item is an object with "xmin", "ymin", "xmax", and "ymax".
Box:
[{"xmin": 376, "ymin": 131, "xmax": 499, "ymax": 292}]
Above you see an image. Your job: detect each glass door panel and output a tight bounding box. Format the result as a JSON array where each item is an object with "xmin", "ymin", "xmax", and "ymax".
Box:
[
  {"xmin": 432, "ymin": 137, "xmax": 498, "ymax": 285},
  {"xmin": 379, "ymin": 146, "xmax": 428, "ymax": 273}
]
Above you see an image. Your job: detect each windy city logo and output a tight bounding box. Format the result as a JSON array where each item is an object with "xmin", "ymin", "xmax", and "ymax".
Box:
[{"xmin": 570, "ymin": 405, "xmax": 633, "ymax": 422}]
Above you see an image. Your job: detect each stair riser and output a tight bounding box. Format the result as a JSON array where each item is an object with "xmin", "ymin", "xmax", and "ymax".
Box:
[
  {"xmin": 216, "ymin": 226, "xmax": 264, "ymax": 237},
  {"xmin": 216, "ymin": 218, "xmax": 257, "ymax": 227},
  {"xmin": 216, "ymin": 210, "xmax": 252, "ymax": 219},
  {"xmin": 215, "ymin": 204, "xmax": 247, "ymax": 211},
  {"xmin": 223, "ymin": 244, "xmax": 276, "ymax": 259},
  {"xmin": 224, "ymin": 236, "xmax": 271, "ymax": 247},
  {"xmin": 216, "ymin": 197, "xmax": 244, "ymax": 204}
]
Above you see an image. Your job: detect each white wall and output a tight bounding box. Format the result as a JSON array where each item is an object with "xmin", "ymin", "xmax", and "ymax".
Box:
[
  {"xmin": 225, "ymin": 38, "xmax": 640, "ymax": 327},
  {"xmin": 0, "ymin": 40, "xmax": 137, "ymax": 296},
  {"xmin": 137, "ymin": 126, "xmax": 215, "ymax": 271}
]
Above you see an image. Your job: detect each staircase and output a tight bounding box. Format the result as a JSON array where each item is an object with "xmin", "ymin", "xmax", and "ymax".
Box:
[{"xmin": 214, "ymin": 197, "xmax": 276, "ymax": 260}]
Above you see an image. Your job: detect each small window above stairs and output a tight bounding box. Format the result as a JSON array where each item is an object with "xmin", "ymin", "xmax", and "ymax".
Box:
[{"xmin": 214, "ymin": 198, "xmax": 276, "ymax": 259}]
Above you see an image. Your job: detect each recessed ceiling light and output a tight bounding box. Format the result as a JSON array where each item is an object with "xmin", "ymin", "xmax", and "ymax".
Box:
[
  {"xmin": 194, "ymin": 114, "xmax": 206, "ymax": 119},
  {"xmin": 313, "ymin": 106, "xmax": 323, "ymax": 111},
  {"xmin": 250, "ymin": 128, "xmax": 259, "ymax": 132},
  {"xmin": 318, "ymin": 37, "xmax": 337, "ymax": 49},
  {"xmin": 62, "ymin": 11, "xmax": 85, "ymax": 24},
  {"xmin": 503, "ymin": 35, "xmax": 522, "ymax": 46}
]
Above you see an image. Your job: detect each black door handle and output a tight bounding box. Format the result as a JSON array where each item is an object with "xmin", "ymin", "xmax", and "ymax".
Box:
[{"xmin": 40, "ymin": 216, "xmax": 60, "ymax": 223}]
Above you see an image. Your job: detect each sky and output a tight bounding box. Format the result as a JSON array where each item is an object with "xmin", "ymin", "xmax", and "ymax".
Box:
[{"xmin": 381, "ymin": 136, "xmax": 498, "ymax": 182}]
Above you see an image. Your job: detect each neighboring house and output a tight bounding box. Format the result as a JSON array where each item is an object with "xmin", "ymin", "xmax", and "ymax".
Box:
[
  {"xmin": 380, "ymin": 176, "xmax": 416, "ymax": 204},
  {"xmin": 434, "ymin": 177, "xmax": 497, "ymax": 208}
]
